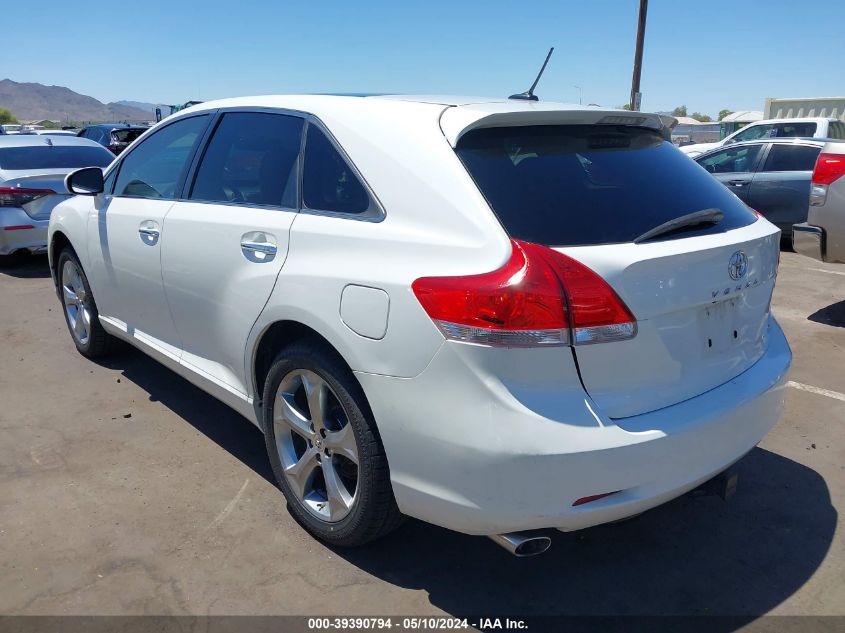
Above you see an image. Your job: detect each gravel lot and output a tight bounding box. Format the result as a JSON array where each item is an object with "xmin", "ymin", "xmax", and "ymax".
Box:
[{"xmin": 0, "ymin": 251, "xmax": 843, "ymax": 620}]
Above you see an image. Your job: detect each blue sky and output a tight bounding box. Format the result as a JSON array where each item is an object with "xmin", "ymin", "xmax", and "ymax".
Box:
[{"xmin": 7, "ymin": 0, "xmax": 844, "ymax": 116}]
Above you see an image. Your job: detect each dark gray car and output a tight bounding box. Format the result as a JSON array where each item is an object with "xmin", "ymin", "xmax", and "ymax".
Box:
[{"xmin": 695, "ymin": 138, "xmax": 826, "ymax": 237}]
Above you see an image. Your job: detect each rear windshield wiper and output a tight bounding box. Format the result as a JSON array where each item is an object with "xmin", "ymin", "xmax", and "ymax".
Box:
[{"xmin": 633, "ymin": 208, "xmax": 724, "ymax": 244}]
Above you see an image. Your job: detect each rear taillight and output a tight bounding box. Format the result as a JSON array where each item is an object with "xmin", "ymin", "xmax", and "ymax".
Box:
[
  {"xmin": 412, "ymin": 239, "xmax": 636, "ymax": 348},
  {"xmin": 810, "ymin": 153, "xmax": 845, "ymax": 206},
  {"xmin": 813, "ymin": 153, "xmax": 845, "ymax": 185},
  {"xmin": 0, "ymin": 187, "xmax": 55, "ymax": 208}
]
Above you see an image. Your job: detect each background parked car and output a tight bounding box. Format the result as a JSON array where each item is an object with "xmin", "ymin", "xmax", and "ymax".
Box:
[
  {"xmin": 24, "ymin": 129, "xmax": 79, "ymax": 137},
  {"xmin": 793, "ymin": 141, "xmax": 845, "ymax": 264},
  {"xmin": 0, "ymin": 135, "xmax": 113, "ymax": 257},
  {"xmin": 681, "ymin": 117, "xmax": 845, "ymax": 158},
  {"xmin": 695, "ymin": 138, "xmax": 825, "ymax": 237},
  {"xmin": 77, "ymin": 123, "xmax": 148, "ymax": 155},
  {"xmin": 1, "ymin": 124, "xmax": 22, "ymax": 135}
]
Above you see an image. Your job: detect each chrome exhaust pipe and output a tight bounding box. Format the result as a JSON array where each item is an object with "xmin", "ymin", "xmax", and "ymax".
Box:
[{"xmin": 488, "ymin": 532, "xmax": 551, "ymax": 557}]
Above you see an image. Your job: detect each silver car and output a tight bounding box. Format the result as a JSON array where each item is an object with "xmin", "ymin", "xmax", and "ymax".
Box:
[
  {"xmin": 0, "ymin": 135, "xmax": 113, "ymax": 257},
  {"xmin": 794, "ymin": 141, "xmax": 845, "ymax": 263}
]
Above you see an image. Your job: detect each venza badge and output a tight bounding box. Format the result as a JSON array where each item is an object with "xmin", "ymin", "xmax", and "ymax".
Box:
[{"xmin": 728, "ymin": 251, "xmax": 748, "ymax": 281}]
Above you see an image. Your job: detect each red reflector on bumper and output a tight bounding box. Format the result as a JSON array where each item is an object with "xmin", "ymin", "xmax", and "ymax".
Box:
[
  {"xmin": 3, "ymin": 225, "xmax": 35, "ymax": 231},
  {"xmin": 573, "ymin": 491, "xmax": 620, "ymax": 507}
]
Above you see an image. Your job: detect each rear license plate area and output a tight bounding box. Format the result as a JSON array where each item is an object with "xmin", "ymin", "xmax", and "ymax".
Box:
[{"xmin": 701, "ymin": 299, "xmax": 742, "ymax": 351}]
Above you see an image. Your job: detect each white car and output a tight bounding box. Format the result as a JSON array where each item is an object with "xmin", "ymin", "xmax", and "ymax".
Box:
[
  {"xmin": 680, "ymin": 117, "xmax": 845, "ymax": 158},
  {"xmin": 48, "ymin": 96, "xmax": 791, "ymax": 556}
]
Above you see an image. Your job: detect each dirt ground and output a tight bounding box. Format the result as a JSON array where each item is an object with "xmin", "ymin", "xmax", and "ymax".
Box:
[{"xmin": 1, "ymin": 251, "xmax": 843, "ymax": 621}]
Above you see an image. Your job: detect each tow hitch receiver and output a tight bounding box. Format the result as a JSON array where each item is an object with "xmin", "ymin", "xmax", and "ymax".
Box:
[{"xmin": 688, "ymin": 468, "xmax": 738, "ymax": 501}]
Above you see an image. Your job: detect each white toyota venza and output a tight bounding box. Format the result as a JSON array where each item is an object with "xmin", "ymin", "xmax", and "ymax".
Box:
[{"xmin": 48, "ymin": 96, "xmax": 791, "ymax": 556}]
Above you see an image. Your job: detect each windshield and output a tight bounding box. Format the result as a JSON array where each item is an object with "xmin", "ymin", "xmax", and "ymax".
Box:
[
  {"xmin": 455, "ymin": 125, "xmax": 757, "ymax": 246},
  {"xmin": 0, "ymin": 145, "xmax": 114, "ymax": 170}
]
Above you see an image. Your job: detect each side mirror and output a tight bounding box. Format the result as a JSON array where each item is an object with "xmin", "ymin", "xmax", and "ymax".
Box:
[{"xmin": 66, "ymin": 167, "xmax": 104, "ymax": 195}]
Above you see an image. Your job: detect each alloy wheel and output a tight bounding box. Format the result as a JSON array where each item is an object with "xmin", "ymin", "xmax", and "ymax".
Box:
[
  {"xmin": 61, "ymin": 259, "xmax": 91, "ymax": 346},
  {"xmin": 273, "ymin": 369, "xmax": 360, "ymax": 522}
]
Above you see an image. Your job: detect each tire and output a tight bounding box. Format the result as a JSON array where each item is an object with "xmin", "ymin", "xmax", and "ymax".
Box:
[
  {"xmin": 262, "ymin": 339, "xmax": 403, "ymax": 546},
  {"xmin": 57, "ymin": 247, "xmax": 118, "ymax": 358}
]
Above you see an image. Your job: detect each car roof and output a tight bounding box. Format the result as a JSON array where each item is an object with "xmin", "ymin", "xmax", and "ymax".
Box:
[
  {"xmin": 747, "ymin": 117, "xmax": 838, "ymax": 124},
  {"xmin": 175, "ymin": 94, "xmax": 667, "ymax": 147},
  {"xmin": 0, "ymin": 135, "xmax": 109, "ymax": 149}
]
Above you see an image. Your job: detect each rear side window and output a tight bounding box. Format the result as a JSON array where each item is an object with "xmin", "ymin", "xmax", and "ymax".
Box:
[
  {"xmin": 828, "ymin": 121, "xmax": 845, "ymax": 140},
  {"xmin": 114, "ymin": 115, "xmax": 208, "ymax": 199},
  {"xmin": 302, "ymin": 124, "xmax": 370, "ymax": 214},
  {"xmin": 773, "ymin": 122, "xmax": 817, "ymax": 137},
  {"xmin": 456, "ymin": 125, "xmax": 757, "ymax": 246},
  {"xmin": 762, "ymin": 144, "xmax": 821, "ymax": 172},
  {"xmin": 190, "ymin": 112, "xmax": 303, "ymax": 208}
]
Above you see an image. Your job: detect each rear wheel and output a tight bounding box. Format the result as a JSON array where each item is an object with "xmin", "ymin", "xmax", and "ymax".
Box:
[
  {"xmin": 57, "ymin": 248, "xmax": 117, "ymax": 358},
  {"xmin": 262, "ymin": 340, "xmax": 403, "ymax": 546}
]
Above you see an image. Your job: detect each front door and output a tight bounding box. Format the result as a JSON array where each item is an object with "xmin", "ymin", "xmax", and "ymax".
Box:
[
  {"xmin": 696, "ymin": 143, "xmax": 764, "ymax": 204},
  {"xmin": 86, "ymin": 113, "xmax": 211, "ymax": 358}
]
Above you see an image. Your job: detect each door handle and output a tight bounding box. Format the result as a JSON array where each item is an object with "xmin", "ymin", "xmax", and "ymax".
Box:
[
  {"xmin": 138, "ymin": 221, "xmax": 161, "ymax": 245},
  {"xmin": 240, "ymin": 241, "xmax": 277, "ymax": 255},
  {"xmin": 728, "ymin": 180, "xmax": 747, "ymax": 187}
]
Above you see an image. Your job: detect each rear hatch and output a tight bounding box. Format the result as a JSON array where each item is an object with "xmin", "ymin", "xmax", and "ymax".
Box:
[{"xmin": 454, "ymin": 121, "xmax": 780, "ymax": 419}]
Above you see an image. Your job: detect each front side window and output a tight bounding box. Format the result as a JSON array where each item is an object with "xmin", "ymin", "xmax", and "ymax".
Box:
[
  {"xmin": 733, "ymin": 124, "xmax": 773, "ymax": 142},
  {"xmin": 697, "ymin": 145, "xmax": 762, "ymax": 174},
  {"xmin": 190, "ymin": 112, "xmax": 303, "ymax": 207},
  {"xmin": 302, "ymin": 124, "xmax": 371, "ymax": 214},
  {"xmin": 113, "ymin": 115, "xmax": 209, "ymax": 199},
  {"xmin": 762, "ymin": 144, "xmax": 821, "ymax": 172}
]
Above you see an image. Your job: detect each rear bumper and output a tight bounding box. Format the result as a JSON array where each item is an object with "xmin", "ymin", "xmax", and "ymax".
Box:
[
  {"xmin": 358, "ymin": 317, "xmax": 791, "ymax": 536},
  {"xmin": 0, "ymin": 208, "xmax": 48, "ymax": 255},
  {"xmin": 792, "ymin": 223, "xmax": 825, "ymax": 262}
]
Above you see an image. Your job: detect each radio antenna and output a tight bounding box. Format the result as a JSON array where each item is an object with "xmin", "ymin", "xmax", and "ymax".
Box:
[{"xmin": 509, "ymin": 47, "xmax": 554, "ymax": 101}]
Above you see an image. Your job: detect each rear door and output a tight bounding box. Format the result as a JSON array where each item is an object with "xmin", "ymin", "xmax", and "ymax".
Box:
[
  {"xmin": 161, "ymin": 110, "xmax": 304, "ymax": 396},
  {"xmin": 695, "ymin": 143, "xmax": 764, "ymax": 202},
  {"xmin": 456, "ymin": 125, "xmax": 780, "ymax": 419},
  {"xmin": 746, "ymin": 143, "xmax": 821, "ymax": 231}
]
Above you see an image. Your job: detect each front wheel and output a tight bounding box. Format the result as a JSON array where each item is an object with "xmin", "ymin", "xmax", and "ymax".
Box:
[
  {"xmin": 57, "ymin": 248, "xmax": 117, "ymax": 358},
  {"xmin": 262, "ymin": 340, "xmax": 403, "ymax": 546}
]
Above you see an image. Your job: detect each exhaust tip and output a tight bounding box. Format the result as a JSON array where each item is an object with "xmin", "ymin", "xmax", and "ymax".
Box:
[{"xmin": 488, "ymin": 532, "xmax": 552, "ymax": 557}]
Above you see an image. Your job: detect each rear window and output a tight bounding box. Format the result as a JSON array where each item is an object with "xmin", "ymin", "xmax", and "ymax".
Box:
[
  {"xmin": 455, "ymin": 125, "xmax": 757, "ymax": 246},
  {"xmin": 0, "ymin": 145, "xmax": 113, "ymax": 170}
]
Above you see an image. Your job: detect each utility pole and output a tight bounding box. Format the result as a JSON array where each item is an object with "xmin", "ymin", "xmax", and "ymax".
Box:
[
  {"xmin": 574, "ymin": 85, "xmax": 582, "ymax": 105},
  {"xmin": 629, "ymin": 0, "xmax": 648, "ymax": 111}
]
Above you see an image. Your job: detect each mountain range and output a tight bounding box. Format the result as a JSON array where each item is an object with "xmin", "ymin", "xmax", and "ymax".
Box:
[{"xmin": 0, "ymin": 79, "xmax": 156, "ymax": 123}]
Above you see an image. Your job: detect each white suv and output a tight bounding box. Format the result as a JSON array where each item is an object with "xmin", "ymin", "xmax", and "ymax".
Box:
[
  {"xmin": 680, "ymin": 117, "xmax": 845, "ymax": 158},
  {"xmin": 48, "ymin": 96, "xmax": 791, "ymax": 555}
]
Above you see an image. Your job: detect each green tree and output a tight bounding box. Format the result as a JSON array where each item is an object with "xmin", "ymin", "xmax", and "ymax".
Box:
[
  {"xmin": 0, "ymin": 108, "xmax": 17, "ymax": 124},
  {"xmin": 672, "ymin": 105, "xmax": 688, "ymax": 117},
  {"xmin": 615, "ymin": 103, "xmax": 633, "ymax": 110},
  {"xmin": 691, "ymin": 112, "xmax": 713, "ymax": 122},
  {"xmin": 718, "ymin": 109, "xmax": 734, "ymax": 121}
]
